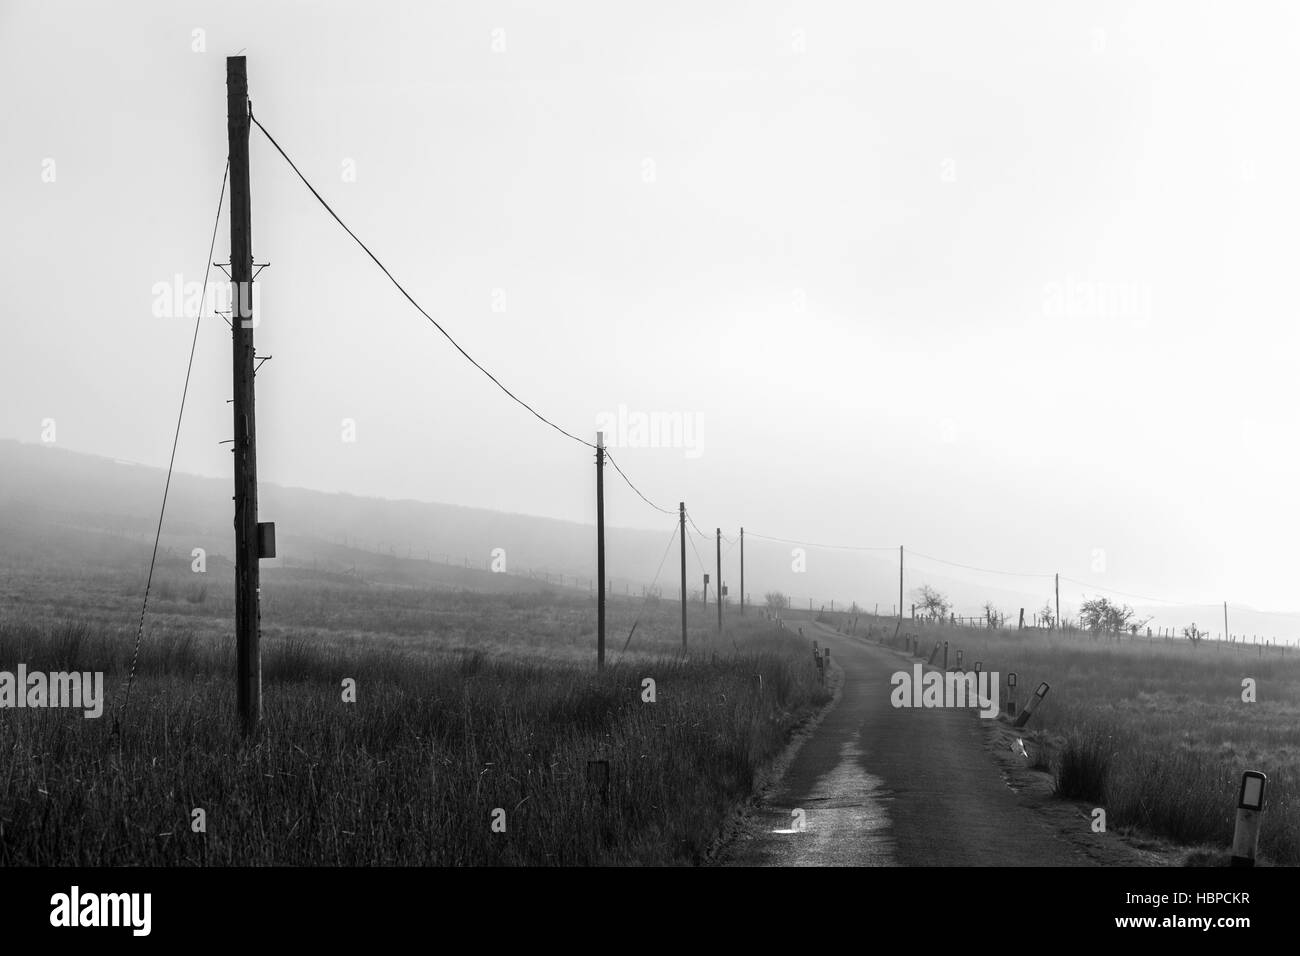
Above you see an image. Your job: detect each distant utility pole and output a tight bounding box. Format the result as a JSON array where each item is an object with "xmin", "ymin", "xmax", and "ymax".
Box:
[
  {"xmin": 228, "ymin": 55, "xmax": 263, "ymax": 735},
  {"xmin": 1224, "ymin": 601, "xmax": 1229, "ymax": 645},
  {"xmin": 679, "ymin": 502, "xmax": 687, "ymax": 653},
  {"xmin": 716, "ymin": 528, "xmax": 723, "ymax": 632},
  {"xmin": 739, "ymin": 527, "xmax": 745, "ymax": 616},
  {"xmin": 595, "ymin": 432, "xmax": 605, "ymax": 670},
  {"xmin": 898, "ymin": 546, "xmax": 904, "ymax": 621},
  {"xmin": 1055, "ymin": 573, "xmax": 1060, "ymax": 630}
]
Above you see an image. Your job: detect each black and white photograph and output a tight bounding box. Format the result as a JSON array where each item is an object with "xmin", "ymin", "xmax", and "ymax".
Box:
[{"xmin": 0, "ymin": 0, "xmax": 1288, "ymax": 938}]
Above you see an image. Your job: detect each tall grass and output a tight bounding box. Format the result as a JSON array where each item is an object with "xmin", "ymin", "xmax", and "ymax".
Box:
[{"xmin": 0, "ymin": 616, "xmax": 828, "ymax": 865}]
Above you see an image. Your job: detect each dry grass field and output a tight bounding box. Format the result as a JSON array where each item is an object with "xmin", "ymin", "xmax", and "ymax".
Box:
[
  {"xmin": 0, "ymin": 529, "xmax": 830, "ymax": 865},
  {"xmin": 6, "ymin": 515, "xmax": 1297, "ymax": 866}
]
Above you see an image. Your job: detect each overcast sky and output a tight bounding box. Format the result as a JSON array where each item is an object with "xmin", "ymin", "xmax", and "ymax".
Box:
[{"xmin": 3, "ymin": 0, "xmax": 1299, "ymax": 615}]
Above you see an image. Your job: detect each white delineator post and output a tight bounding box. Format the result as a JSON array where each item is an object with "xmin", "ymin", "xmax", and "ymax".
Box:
[
  {"xmin": 1230, "ymin": 771, "xmax": 1267, "ymax": 867},
  {"xmin": 1013, "ymin": 681, "xmax": 1050, "ymax": 728}
]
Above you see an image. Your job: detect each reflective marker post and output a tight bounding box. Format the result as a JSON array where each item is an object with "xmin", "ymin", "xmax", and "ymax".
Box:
[
  {"xmin": 1231, "ymin": 771, "xmax": 1267, "ymax": 867},
  {"xmin": 1013, "ymin": 681, "xmax": 1049, "ymax": 728},
  {"xmin": 1006, "ymin": 672, "xmax": 1018, "ymax": 717}
]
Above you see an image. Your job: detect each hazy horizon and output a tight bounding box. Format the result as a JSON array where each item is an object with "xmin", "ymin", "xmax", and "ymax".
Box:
[{"xmin": 7, "ymin": 437, "xmax": 1299, "ymax": 650}]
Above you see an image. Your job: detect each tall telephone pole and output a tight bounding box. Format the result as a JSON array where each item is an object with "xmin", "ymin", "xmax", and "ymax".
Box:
[
  {"xmin": 228, "ymin": 56, "xmax": 261, "ymax": 734},
  {"xmin": 595, "ymin": 432, "xmax": 606, "ymax": 669},
  {"xmin": 898, "ymin": 545, "xmax": 904, "ymax": 621},
  {"xmin": 1055, "ymin": 573, "xmax": 1060, "ymax": 630},
  {"xmin": 679, "ymin": 502, "xmax": 687, "ymax": 653},
  {"xmin": 716, "ymin": 528, "xmax": 723, "ymax": 632},
  {"xmin": 739, "ymin": 527, "xmax": 744, "ymax": 616}
]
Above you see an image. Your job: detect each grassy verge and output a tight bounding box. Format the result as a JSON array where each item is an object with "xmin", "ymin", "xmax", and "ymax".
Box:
[{"xmin": 0, "ymin": 612, "xmax": 829, "ymax": 866}]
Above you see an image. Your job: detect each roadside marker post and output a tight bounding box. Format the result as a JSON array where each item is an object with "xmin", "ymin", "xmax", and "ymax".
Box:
[
  {"xmin": 1230, "ymin": 771, "xmax": 1267, "ymax": 867},
  {"xmin": 943, "ymin": 641, "xmax": 949, "ymax": 671},
  {"xmin": 1006, "ymin": 672, "xmax": 1018, "ymax": 717},
  {"xmin": 1013, "ymin": 681, "xmax": 1050, "ymax": 728}
]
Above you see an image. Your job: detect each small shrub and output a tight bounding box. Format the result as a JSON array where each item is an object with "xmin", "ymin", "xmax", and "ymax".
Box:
[{"xmin": 1053, "ymin": 728, "xmax": 1112, "ymax": 802}]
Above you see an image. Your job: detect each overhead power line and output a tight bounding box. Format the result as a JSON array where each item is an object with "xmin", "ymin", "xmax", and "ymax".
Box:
[
  {"xmin": 620, "ymin": 520, "xmax": 681, "ymax": 656},
  {"xmin": 685, "ymin": 522, "xmax": 708, "ymax": 574},
  {"xmin": 252, "ymin": 110, "xmax": 596, "ymax": 447},
  {"xmin": 250, "ymin": 109, "xmax": 683, "ymax": 516},
  {"xmin": 745, "ymin": 531, "xmax": 894, "ymax": 552},
  {"xmin": 604, "ymin": 449, "xmax": 675, "ymax": 515},
  {"xmin": 242, "ymin": 111, "xmax": 1284, "ymax": 624},
  {"xmin": 1058, "ymin": 576, "xmax": 1182, "ymax": 606},
  {"xmin": 907, "ymin": 549, "xmax": 1056, "ymax": 579}
]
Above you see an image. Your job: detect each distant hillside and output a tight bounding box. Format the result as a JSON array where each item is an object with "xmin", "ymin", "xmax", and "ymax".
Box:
[
  {"xmin": 2, "ymin": 439, "xmax": 1297, "ymax": 642},
  {"xmin": 0, "ymin": 439, "xmax": 679, "ymax": 595}
]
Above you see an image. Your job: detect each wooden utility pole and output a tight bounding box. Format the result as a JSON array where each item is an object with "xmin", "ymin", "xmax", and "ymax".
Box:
[
  {"xmin": 228, "ymin": 55, "xmax": 261, "ymax": 734},
  {"xmin": 898, "ymin": 546, "xmax": 903, "ymax": 621},
  {"xmin": 716, "ymin": 528, "xmax": 723, "ymax": 632},
  {"xmin": 595, "ymin": 432, "xmax": 605, "ymax": 669},
  {"xmin": 1224, "ymin": 601, "xmax": 1229, "ymax": 646},
  {"xmin": 739, "ymin": 527, "xmax": 744, "ymax": 616},
  {"xmin": 679, "ymin": 502, "xmax": 687, "ymax": 653},
  {"xmin": 1055, "ymin": 573, "xmax": 1060, "ymax": 630}
]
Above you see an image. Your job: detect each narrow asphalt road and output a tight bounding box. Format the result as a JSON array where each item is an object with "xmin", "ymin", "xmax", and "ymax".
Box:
[{"xmin": 720, "ymin": 621, "xmax": 1094, "ymax": 866}]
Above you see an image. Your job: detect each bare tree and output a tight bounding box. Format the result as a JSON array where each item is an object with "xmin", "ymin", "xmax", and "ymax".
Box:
[
  {"xmin": 1078, "ymin": 595, "xmax": 1150, "ymax": 635},
  {"xmin": 982, "ymin": 601, "xmax": 1005, "ymax": 629},
  {"xmin": 913, "ymin": 584, "xmax": 951, "ymax": 621},
  {"xmin": 1038, "ymin": 601, "xmax": 1056, "ymax": 629},
  {"xmin": 764, "ymin": 591, "xmax": 790, "ymax": 610}
]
